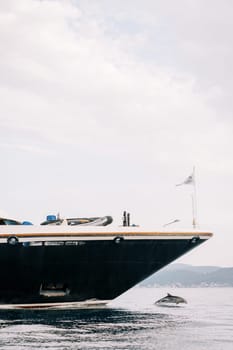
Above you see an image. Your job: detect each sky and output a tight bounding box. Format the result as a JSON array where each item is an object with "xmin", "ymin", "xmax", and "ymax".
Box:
[{"xmin": 1, "ymin": 0, "xmax": 233, "ymax": 266}]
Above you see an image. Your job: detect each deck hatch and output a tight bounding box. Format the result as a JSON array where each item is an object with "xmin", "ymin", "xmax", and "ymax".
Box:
[{"xmin": 39, "ymin": 283, "xmax": 70, "ymax": 297}]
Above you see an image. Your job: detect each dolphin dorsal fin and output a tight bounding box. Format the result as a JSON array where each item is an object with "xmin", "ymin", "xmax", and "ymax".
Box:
[{"xmin": 167, "ymin": 293, "xmax": 172, "ymax": 297}]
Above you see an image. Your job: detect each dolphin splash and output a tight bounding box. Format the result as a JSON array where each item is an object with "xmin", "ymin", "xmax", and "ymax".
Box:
[{"xmin": 155, "ymin": 293, "xmax": 187, "ymax": 305}]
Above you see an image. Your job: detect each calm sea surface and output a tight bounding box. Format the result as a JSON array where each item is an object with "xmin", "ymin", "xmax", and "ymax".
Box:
[{"xmin": 0, "ymin": 287, "xmax": 233, "ymax": 349}]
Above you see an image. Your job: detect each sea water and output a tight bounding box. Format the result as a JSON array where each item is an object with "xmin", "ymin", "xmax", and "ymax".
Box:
[{"xmin": 0, "ymin": 287, "xmax": 233, "ymax": 349}]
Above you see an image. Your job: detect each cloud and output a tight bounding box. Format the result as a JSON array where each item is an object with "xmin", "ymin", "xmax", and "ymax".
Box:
[{"xmin": 0, "ymin": 1, "xmax": 217, "ymax": 155}]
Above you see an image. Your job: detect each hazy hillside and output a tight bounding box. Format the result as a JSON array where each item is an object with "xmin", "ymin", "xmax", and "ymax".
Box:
[{"xmin": 141, "ymin": 264, "xmax": 233, "ymax": 287}]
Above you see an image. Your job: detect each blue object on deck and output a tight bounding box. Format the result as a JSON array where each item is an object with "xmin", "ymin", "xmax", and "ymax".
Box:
[
  {"xmin": 22, "ymin": 221, "xmax": 33, "ymax": 225},
  {"xmin": 46, "ymin": 215, "xmax": 56, "ymax": 221}
]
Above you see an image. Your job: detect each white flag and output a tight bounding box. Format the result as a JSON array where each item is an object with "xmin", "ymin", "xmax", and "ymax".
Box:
[{"xmin": 176, "ymin": 172, "xmax": 194, "ymax": 186}]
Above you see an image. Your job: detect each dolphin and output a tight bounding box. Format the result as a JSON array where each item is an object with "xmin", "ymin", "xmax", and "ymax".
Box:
[{"xmin": 155, "ymin": 293, "xmax": 187, "ymax": 305}]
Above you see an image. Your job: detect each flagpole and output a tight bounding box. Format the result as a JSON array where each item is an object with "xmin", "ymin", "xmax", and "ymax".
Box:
[
  {"xmin": 191, "ymin": 194, "xmax": 196, "ymax": 229},
  {"xmin": 176, "ymin": 167, "xmax": 198, "ymax": 229},
  {"xmin": 192, "ymin": 166, "xmax": 198, "ymax": 229}
]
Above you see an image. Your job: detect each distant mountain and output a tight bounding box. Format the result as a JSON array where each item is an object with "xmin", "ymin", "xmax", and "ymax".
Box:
[
  {"xmin": 141, "ymin": 264, "xmax": 233, "ymax": 287},
  {"xmin": 163, "ymin": 263, "xmax": 220, "ymax": 274}
]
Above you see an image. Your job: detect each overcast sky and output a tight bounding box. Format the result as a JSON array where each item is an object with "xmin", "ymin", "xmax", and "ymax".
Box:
[{"xmin": 1, "ymin": 0, "xmax": 233, "ymax": 266}]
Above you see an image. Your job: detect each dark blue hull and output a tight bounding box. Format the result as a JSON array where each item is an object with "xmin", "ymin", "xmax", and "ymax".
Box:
[{"xmin": 0, "ymin": 237, "xmax": 204, "ymax": 305}]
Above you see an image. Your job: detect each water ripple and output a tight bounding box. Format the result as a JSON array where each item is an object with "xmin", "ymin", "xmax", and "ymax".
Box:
[{"xmin": 0, "ymin": 288, "xmax": 233, "ymax": 350}]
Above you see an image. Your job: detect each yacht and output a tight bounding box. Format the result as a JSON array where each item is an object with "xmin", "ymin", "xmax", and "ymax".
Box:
[{"xmin": 0, "ymin": 212, "xmax": 212, "ymax": 309}]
